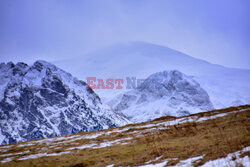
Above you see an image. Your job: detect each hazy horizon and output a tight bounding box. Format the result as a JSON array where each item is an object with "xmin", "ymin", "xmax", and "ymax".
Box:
[{"xmin": 0, "ymin": 0, "xmax": 249, "ymax": 69}]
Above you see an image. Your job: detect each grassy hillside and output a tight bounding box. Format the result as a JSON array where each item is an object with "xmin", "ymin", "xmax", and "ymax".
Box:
[{"xmin": 0, "ymin": 105, "xmax": 249, "ymax": 167}]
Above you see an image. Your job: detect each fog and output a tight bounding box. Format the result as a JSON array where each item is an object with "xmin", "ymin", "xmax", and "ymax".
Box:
[{"xmin": 0, "ymin": 0, "xmax": 249, "ymax": 69}]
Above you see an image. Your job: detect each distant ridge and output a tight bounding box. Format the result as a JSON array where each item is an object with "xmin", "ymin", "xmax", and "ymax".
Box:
[{"xmin": 54, "ymin": 41, "xmax": 250, "ymax": 109}]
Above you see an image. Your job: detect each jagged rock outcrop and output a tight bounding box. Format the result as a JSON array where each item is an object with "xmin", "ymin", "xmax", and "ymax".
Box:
[
  {"xmin": 0, "ymin": 61, "xmax": 129, "ymax": 145},
  {"xmin": 111, "ymin": 70, "xmax": 214, "ymax": 123}
]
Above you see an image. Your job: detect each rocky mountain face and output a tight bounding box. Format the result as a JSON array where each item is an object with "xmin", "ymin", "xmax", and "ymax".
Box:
[
  {"xmin": 110, "ymin": 70, "xmax": 214, "ymax": 123},
  {"xmin": 0, "ymin": 61, "xmax": 129, "ymax": 145}
]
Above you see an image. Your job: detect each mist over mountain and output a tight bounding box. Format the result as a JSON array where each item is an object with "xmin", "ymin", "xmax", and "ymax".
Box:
[
  {"xmin": 0, "ymin": 41, "xmax": 249, "ymax": 144},
  {"xmin": 54, "ymin": 41, "xmax": 250, "ymax": 109}
]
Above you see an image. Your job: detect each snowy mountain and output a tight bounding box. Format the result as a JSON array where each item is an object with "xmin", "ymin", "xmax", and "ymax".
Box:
[
  {"xmin": 54, "ymin": 41, "xmax": 250, "ymax": 109},
  {"xmin": 110, "ymin": 70, "xmax": 214, "ymax": 123},
  {"xmin": 0, "ymin": 61, "xmax": 129, "ymax": 145}
]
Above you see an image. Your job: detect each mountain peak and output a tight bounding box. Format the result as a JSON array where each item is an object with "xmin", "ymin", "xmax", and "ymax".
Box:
[
  {"xmin": 0, "ymin": 61, "xmax": 129, "ymax": 145},
  {"xmin": 137, "ymin": 70, "xmax": 197, "ymax": 94},
  {"xmin": 34, "ymin": 60, "xmax": 54, "ymax": 67},
  {"xmin": 113, "ymin": 70, "xmax": 214, "ymax": 123},
  {"xmin": 31, "ymin": 60, "xmax": 57, "ymax": 72}
]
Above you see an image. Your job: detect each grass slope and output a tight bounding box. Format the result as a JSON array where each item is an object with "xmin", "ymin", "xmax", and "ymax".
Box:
[{"xmin": 0, "ymin": 105, "xmax": 249, "ymax": 167}]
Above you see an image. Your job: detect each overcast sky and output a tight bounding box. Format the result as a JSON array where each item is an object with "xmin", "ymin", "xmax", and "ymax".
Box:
[{"xmin": 0, "ymin": 0, "xmax": 249, "ymax": 69}]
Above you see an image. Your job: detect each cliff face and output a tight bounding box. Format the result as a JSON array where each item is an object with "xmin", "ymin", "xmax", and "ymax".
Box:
[{"xmin": 0, "ymin": 60, "xmax": 129, "ymax": 145}]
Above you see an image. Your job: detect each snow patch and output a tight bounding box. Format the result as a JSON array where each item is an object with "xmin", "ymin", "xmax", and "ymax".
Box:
[
  {"xmin": 201, "ymin": 147, "xmax": 250, "ymax": 167},
  {"xmin": 18, "ymin": 151, "xmax": 71, "ymax": 161},
  {"xmin": 173, "ymin": 156, "xmax": 203, "ymax": 167}
]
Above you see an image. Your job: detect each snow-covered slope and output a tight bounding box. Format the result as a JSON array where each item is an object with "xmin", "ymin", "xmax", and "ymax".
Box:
[
  {"xmin": 54, "ymin": 41, "xmax": 250, "ymax": 108},
  {"xmin": 110, "ymin": 70, "xmax": 214, "ymax": 123},
  {"xmin": 0, "ymin": 61, "xmax": 129, "ymax": 145}
]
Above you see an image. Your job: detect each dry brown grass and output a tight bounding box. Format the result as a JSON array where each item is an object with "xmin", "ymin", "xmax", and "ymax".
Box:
[{"xmin": 0, "ymin": 105, "xmax": 249, "ymax": 167}]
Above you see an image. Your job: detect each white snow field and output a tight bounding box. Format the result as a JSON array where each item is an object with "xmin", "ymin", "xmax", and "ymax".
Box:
[{"xmin": 54, "ymin": 41, "xmax": 250, "ymax": 109}]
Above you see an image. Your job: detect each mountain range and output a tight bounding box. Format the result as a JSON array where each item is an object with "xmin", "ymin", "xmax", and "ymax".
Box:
[
  {"xmin": 0, "ymin": 61, "xmax": 129, "ymax": 145},
  {"xmin": 1, "ymin": 41, "xmax": 250, "ymax": 145},
  {"xmin": 54, "ymin": 41, "xmax": 250, "ymax": 109}
]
